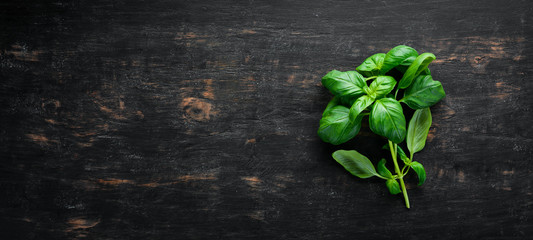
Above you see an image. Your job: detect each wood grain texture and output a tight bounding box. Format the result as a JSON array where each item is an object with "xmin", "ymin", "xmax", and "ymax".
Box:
[{"xmin": 1, "ymin": 0, "xmax": 532, "ymax": 239}]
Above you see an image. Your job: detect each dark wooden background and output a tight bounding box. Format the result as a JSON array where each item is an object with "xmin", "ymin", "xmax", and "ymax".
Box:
[{"xmin": 1, "ymin": 0, "xmax": 532, "ymax": 239}]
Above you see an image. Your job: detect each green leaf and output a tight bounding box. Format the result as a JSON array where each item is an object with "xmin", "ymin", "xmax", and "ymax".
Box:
[
  {"xmin": 386, "ymin": 179, "xmax": 401, "ymax": 194},
  {"xmin": 339, "ymin": 95, "xmax": 356, "ymax": 108},
  {"xmin": 322, "ymin": 97, "xmax": 340, "ymax": 116},
  {"xmin": 395, "ymin": 57, "xmax": 431, "ymax": 75},
  {"xmin": 365, "ymin": 76, "xmax": 397, "ymax": 99},
  {"xmin": 407, "ymin": 108, "xmax": 432, "ymax": 155},
  {"xmin": 322, "ymin": 70, "xmax": 367, "ymax": 99},
  {"xmin": 410, "ymin": 161, "xmax": 426, "ymax": 186},
  {"xmin": 381, "ymin": 45, "xmax": 418, "ymax": 74},
  {"xmin": 369, "ymin": 98, "xmax": 406, "ymax": 144},
  {"xmin": 377, "ymin": 158, "xmax": 393, "ymax": 179},
  {"xmin": 318, "ymin": 105, "xmax": 362, "ymax": 145},
  {"xmin": 356, "ymin": 53, "xmax": 385, "ymax": 77},
  {"xmin": 400, "ymin": 75, "xmax": 446, "ymax": 109},
  {"xmin": 398, "ymin": 53, "xmax": 436, "ymax": 89},
  {"xmin": 382, "ymin": 144, "xmax": 410, "ymax": 164},
  {"xmin": 349, "ymin": 95, "xmax": 374, "ymax": 120},
  {"xmin": 396, "ymin": 145, "xmax": 410, "ymax": 164},
  {"xmin": 332, "ymin": 150, "xmax": 379, "ymax": 178}
]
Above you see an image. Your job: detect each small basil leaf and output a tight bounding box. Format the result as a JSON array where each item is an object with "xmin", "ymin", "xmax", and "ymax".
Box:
[
  {"xmin": 365, "ymin": 76, "xmax": 397, "ymax": 99},
  {"xmin": 377, "ymin": 158, "xmax": 393, "ymax": 179},
  {"xmin": 382, "ymin": 144, "xmax": 410, "ymax": 164},
  {"xmin": 356, "ymin": 53, "xmax": 385, "ymax": 77},
  {"xmin": 396, "ymin": 145, "xmax": 410, "ymax": 164},
  {"xmin": 332, "ymin": 150, "xmax": 379, "ymax": 178},
  {"xmin": 407, "ymin": 108, "xmax": 432, "ymax": 155},
  {"xmin": 398, "ymin": 53, "xmax": 436, "ymax": 89},
  {"xmin": 401, "ymin": 75, "xmax": 446, "ymax": 109},
  {"xmin": 322, "ymin": 70, "xmax": 367, "ymax": 99},
  {"xmin": 349, "ymin": 95, "xmax": 374, "ymax": 120},
  {"xmin": 386, "ymin": 179, "xmax": 401, "ymax": 195},
  {"xmin": 381, "ymin": 45, "xmax": 418, "ymax": 74},
  {"xmin": 410, "ymin": 161, "xmax": 426, "ymax": 186},
  {"xmin": 369, "ymin": 98, "xmax": 406, "ymax": 144},
  {"xmin": 318, "ymin": 105, "xmax": 362, "ymax": 145}
]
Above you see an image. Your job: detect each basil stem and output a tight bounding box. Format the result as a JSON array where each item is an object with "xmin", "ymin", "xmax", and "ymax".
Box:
[{"xmin": 389, "ymin": 140, "xmax": 410, "ymax": 209}]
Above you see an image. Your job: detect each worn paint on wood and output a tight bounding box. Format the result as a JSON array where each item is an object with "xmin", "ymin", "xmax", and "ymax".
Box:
[{"xmin": 1, "ymin": 0, "xmax": 533, "ymax": 239}]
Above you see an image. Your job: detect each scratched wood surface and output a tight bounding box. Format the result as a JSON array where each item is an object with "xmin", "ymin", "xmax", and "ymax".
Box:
[{"xmin": 1, "ymin": 0, "xmax": 532, "ymax": 239}]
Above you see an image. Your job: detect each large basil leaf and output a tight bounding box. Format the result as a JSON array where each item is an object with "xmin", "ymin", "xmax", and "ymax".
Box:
[
  {"xmin": 356, "ymin": 53, "xmax": 385, "ymax": 77},
  {"xmin": 365, "ymin": 76, "xmax": 396, "ymax": 99},
  {"xmin": 386, "ymin": 179, "xmax": 401, "ymax": 194},
  {"xmin": 332, "ymin": 150, "xmax": 380, "ymax": 178},
  {"xmin": 349, "ymin": 95, "xmax": 374, "ymax": 120},
  {"xmin": 398, "ymin": 53, "xmax": 435, "ymax": 89},
  {"xmin": 400, "ymin": 75, "xmax": 445, "ymax": 109},
  {"xmin": 369, "ymin": 98, "xmax": 406, "ymax": 144},
  {"xmin": 318, "ymin": 105, "xmax": 362, "ymax": 145},
  {"xmin": 410, "ymin": 161, "xmax": 426, "ymax": 186},
  {"xmin": 406, "ymin": 108, "xmax": 432, "ymax": 155},
  {"xmin": 377, "ymin": 158, "xmax": 393, "ymax": 179},
  {"xmin": 322, "ymin": 70, "xmax": 367, "ymax": 99},
  {"xmin": 381, "ymin": 45, "xmax": 418, "ymax": 74}
]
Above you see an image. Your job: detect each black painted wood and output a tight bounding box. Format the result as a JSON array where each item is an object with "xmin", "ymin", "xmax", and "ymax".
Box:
[{"xmin": 1, "ymin": 0, "xmax": 532, "ymax": 239}]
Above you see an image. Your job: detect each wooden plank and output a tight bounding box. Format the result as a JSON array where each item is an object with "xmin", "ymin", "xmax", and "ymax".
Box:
[{"xmin": 1, "ymin": 0, "xmax": 532, "ymax": 239}]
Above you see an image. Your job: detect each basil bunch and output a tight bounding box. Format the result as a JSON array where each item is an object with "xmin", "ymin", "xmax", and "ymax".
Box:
[{"xmin": 318, "ymin": 45, "xmax": 445, "ymax": 208}]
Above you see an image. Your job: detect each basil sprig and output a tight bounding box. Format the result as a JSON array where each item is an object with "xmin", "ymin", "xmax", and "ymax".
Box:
[{"xmin": 318, "ymin": 45, "xmax": 445, "ymax": 208}]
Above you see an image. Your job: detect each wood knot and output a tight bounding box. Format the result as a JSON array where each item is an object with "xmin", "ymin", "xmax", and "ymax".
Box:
[{"xmin": 180, "ymin": 97, "xmax": 217, "ymax": 121}]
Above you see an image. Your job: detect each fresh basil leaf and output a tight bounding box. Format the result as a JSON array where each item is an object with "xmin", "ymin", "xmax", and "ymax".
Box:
[
  {"xmin": 386, "ymin": 179, "xmax": 401, "ymax": 194},
  {"xmin": 322, "ymin": 70, "xmax": 367, "ymax": 99},
  {"xmin": 332, "ymin": 150, "xmax": 379, "ymax": 178},
  {"xmin": 349, "ymin": 95, "xmax": 374, "ymax": 120},
  {"xmin": 322, "ymin": 97, "xmax": 340, "ymax": 116},
  {"xmin": 394, "ymin": 56, "xmax": 417, "ymax": 73},
  {"xmin": 410, "ymin": 161, "xmax": 426, "ymax": 186},
  {"xmin": 369, "ymin": 98, "xmax": 406, "ymax": 144},
  {"xmin": 398, "ymin": 53, "xmax": 436, "ymax": 89},
  {"xmin": 400, "ymin": 75, "xmax": 445, "ymax": 109},
  {"xmin": 382, "ymin": 144, "xmax": 410, "ymax": 164},
  {"xmin": 377, "ymin": 158, "xmax": 393, "ymax": 179},
  {"xmin": 356, "ymin": 53, "xmax": 385, "ymax": 77},
  {"xmin": 396, "ymin": 145, "xmax": 409, "ymax": 164},
  {"xmin": 381, "ymin": 45, "xmax": 418, "ymax": 74},
  {"xmin": 339, "ymin": 95, "xmax": 356, "ymax": 108},
  {"xmin": 407, "ymin": 108, "xmax": 432, "ymax": 155},
  {"xmin": 365, "ymin": 76, "xmax": 396, "ymax": 99},
  {"xmin": 318, "ymin": 94, "xmax": 375, "ymax": 145},
  {"xmin": 318, "ymin": 105, "xmax": 362, "ymax": 145},
  {"xmin": 400, "ymin": 55, "xmax": 417, "ymax": 66}
]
